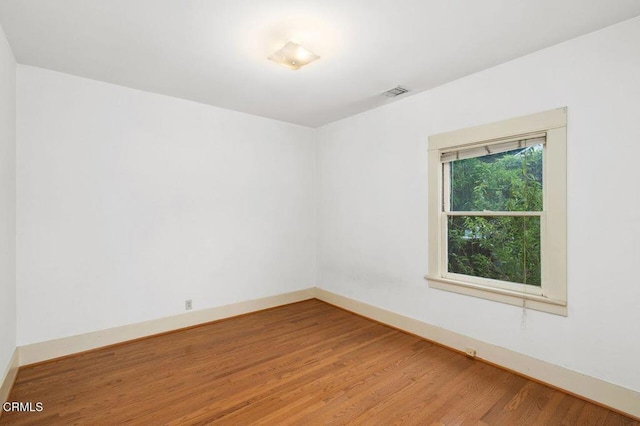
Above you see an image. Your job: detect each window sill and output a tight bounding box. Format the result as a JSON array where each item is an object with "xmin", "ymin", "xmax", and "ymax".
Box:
[{"xmin": 425, "ymin": 275, "xmax": 567, "ymax": 316}]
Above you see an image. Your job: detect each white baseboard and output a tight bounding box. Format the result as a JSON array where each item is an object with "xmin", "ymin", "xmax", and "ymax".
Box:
[
  {"xmin": 14, "ymin": 286, "xmax": 639, "ymax": 419},
  {"xmin": 313, "ymin": 287, "xmax": 640, "ymax": 419},
  {"xmin": 0, "ymin": 348, "xmax": 19, "ymax": 409},
  {"xmin": 19, "ymin": 288, "xmax": 315, "ymax": 366}
]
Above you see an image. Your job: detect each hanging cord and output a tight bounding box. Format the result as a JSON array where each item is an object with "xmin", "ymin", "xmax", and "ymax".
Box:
[
  {"xmin": 520, "ymin": 149, "xmax": 529, "ymax": 330},
  {"xmin": 521, "ymin": 216, "xmax": 528, "ymax": 330}
]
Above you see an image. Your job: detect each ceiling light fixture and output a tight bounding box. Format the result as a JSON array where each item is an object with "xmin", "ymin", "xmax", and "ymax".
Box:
[{"xmin": 268, "ymin": 41, "xmax": 320, "ymax": 70}]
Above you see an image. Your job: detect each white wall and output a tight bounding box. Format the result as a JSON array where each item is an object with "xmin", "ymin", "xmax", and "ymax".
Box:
[
  {"xmin": 17, "ymin": 66, "xmax": 315, "ymax": 345},
  {"xmin": 316, "ymin": 16, "xmax": 640, "ymax": 392},
  {"xmin": 10, "ymin": 13, "xmax": 640, "ymax": 398},
  {"xmin": 0, "ymin": 25, "xmax": 16, "ymax": 380}
]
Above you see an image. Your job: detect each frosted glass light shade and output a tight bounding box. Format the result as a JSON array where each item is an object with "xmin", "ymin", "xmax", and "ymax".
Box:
[{"xmin": 268, "ymin": 42, "xmax": 320, "ymax": 70}]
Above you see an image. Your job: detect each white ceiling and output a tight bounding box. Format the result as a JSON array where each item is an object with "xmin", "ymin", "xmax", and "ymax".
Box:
[{"xmin": 1, "ymin": 1, "xmax": 639, "ymax": 128}]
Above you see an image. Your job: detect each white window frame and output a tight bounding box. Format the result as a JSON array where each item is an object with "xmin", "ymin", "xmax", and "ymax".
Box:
[{"xmin": 426, "ymin": 108, "xmax": 567, "ymax": 316}]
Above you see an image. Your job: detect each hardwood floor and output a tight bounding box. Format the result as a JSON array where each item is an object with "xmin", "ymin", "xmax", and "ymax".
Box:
[{"xmin": 1, "ymin": 299, "xmax": 637, "ymax": 425}]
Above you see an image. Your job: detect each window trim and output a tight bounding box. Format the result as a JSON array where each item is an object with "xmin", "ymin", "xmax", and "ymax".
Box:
[{"xmin": 426, "ymin": 108, "xmax": 567, "ymax": 316}]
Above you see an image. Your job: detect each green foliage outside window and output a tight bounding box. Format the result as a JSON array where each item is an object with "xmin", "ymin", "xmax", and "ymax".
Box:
[{"xmin": 447, "ymin": 146, "xmax": 543, "ymax": 286}]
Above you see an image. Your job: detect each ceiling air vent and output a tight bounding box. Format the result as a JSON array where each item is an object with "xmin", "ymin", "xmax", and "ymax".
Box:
[{"xmin": 382, "ymin": 86, "xmax": 410, "ymax": 97}]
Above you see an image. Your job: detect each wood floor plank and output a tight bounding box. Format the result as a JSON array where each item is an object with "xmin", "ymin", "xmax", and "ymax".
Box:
[{"xmin": 1, "ymin": 299, "xmax": 637, "ymax": 425}]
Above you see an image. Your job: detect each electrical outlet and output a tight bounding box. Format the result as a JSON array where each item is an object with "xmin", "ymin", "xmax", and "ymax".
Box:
[
  {"xmin": 465, "ymin": 347, "xmax": 477, "ymax": 358},
  {"xmin": 185, "ymin": 299, "xmax": 192, "ymax": 310}
]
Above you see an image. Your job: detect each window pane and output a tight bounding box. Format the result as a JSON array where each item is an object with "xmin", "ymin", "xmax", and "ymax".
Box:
[
  {"xmin": 449, "ymin": 145, "xmax": 543, "ymax": 211},
  {"xmin": 447, "ymin": 215, "xmax": 541, "ymax": 286}
]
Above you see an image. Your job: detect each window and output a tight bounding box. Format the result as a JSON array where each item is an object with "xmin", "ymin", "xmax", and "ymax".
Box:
[{"xmin": 426, "ymin": 108, "xmax": 567, "ymax": 315}]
